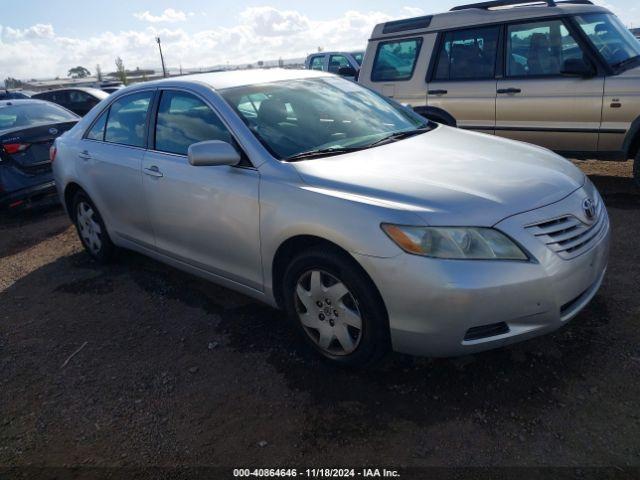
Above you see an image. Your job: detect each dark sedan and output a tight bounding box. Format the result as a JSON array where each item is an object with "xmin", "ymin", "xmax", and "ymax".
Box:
[
  {"xmin": 0, "ymin": 90, "xmax": 33, "ymax": 100},
  {"xmin": 1, "ymin": 100, "xmax": 79, "ymax": 210},
  {"xmin": 32, "ymin": 87, "xmax": 108, "ymax": 116}
]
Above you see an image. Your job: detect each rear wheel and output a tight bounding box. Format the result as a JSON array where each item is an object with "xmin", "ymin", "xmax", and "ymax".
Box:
[
  {"xmin": 634, "ymin": 150, "xmax": 640, "ymax": 187},
  {"xmin": 72, "ymin": 191, "xmax": 114, "ymax": 263},
  {"xmin": 282, "ymin": 247, "xmax": 389, "ymax": 367}
]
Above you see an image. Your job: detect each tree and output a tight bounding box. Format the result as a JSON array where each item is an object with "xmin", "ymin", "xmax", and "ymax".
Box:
[
  {"xmin": 4, "ymin": 77, "xmax": 23, "ymax": 89},
  {"xmin": 115, "ymin": 57, "xmax": 128, "ymax": 85},
  {"xmin": 68, "ymin": 66, "xmax": 91, "ymax": 78},
  {"xmin": 95, "ymin": 64, "xmax": 103, "ymax": 82}
]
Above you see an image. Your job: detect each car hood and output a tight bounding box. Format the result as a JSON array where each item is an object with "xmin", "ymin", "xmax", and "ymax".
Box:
[{"xmin": 292, "ymin": 126, "xmax": 585, "ymax": 226}]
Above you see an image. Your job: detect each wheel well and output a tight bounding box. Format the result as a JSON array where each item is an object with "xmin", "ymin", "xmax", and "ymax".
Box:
[
  {"xmin": 63, "ymin": 182, "xmax": 83, "ymax": 219},
  {"xmin": 271, "ymin": 235, "xmax": 387, "ymax": 318},
  {"xmin": 413, "ymin": 106, "xmax": 457, "ymax": 127}
]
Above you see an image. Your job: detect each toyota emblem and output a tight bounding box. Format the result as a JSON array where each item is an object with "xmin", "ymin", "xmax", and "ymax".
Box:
[{"xmin": 583, "ymin": 198, "xmax": 596, "ymax": 221}]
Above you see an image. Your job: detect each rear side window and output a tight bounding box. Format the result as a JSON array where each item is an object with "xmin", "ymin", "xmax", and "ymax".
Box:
[
  {"xmin": 309, "ymin": 56, "xmax": 324, "ymax": 71},
  {"xmin": 104, "ymin": 92, "xmax": 153, "ymax": 147},
  {"xmin": 86, "ymin": 110, "xmax": 108, "ymax": 141},
  {"xmin": 371, "ymin": 38, "xmax": 422, "ymax": 82},
  {"xmin": 154, "ymin": 90, "xmax": 232, "ymax": 156},
  {"xmin": 434, "ymin": 26, "xmax": 500, "ymax": 81}
]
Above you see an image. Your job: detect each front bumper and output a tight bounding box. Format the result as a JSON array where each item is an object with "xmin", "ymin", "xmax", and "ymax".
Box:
[{"xmin": 354, "ymin": 188, "xmax": 610, "ymax": 357}]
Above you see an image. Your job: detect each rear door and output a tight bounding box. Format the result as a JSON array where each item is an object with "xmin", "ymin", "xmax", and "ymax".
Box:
[
  {"xmin": 426, "ymin": 25, "xmax": 500, "ymax": 134},
  {"xmin": 76, "ymin": 90, "xmax": 156, "ymax": 248},
  {"xmin": 495, "ymin": 18, "xmax": 604, "ymax": 152},
  {"xmin": 141, "ymin": 89, "xmax": 261, "ymax": 288}
]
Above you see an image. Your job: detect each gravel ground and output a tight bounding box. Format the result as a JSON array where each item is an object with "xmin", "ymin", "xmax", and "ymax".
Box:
[{"xmin": 0, "ymin": 160, "xmax": 639, "ymax": 477}]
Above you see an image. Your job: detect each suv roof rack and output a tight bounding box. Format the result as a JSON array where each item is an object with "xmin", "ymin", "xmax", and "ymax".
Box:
[{"xmin": 450, "ymin": 0, "xmax": 593, "ymax": 12}]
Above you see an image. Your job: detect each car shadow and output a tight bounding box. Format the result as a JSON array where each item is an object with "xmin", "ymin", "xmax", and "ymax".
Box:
[
  {"xmin": 589, "ymin": 174, "xmax": 640, "ymax": 210},
  {"xmin": 0, "ymin": 205, "xmax": 70, "ymax": 259},
  {"xmin": 0, "ymin": 244, "xmax": 617, "ymax": 451}
]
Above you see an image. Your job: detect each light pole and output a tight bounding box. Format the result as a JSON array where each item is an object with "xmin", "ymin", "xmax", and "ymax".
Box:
[{"xmin": 156, "ymin": 37, "xmax": 167, "ymax": 78}]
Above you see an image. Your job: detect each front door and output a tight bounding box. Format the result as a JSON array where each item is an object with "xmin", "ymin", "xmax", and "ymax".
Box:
[
  {"xmin": 495, "ymin": 18, "xmax": 604, "ymax": 152},
  {"xmin": 141, "ymin": 89, "xmax": 262, "ymax": 289},
  {"xmin": 427, "ymin": 25, "xmax": 500, "ymax": 134}
]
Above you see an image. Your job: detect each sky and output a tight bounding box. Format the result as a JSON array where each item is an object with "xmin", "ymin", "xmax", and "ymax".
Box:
[{"xmin": 0, "ymin": 0, "xmax": 638, "ymax": 81}]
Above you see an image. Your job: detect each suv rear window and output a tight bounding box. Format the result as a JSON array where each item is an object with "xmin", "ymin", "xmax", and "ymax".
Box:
[
  {"xmin": 434, "ymin": 26, "xmax": 500, "ymax": 81},
  {"xmin": 371, "ymin": 38, "xmax": 423, "ymax": 82}
]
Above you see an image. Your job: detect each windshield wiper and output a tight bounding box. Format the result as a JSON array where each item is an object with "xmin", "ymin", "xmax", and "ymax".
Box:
[
  {"xmin": 285, "ymin": 146, "xmax": 366, "ymax": 162},
  {"xmin": 365, "ymin": 126, "xmax": 433, "ymax": 148},
  {"xmin": 284, "ymin": 126, "xmax": 433, "ymax": 162},
  {"xmin": 611, "ymin": 55, "xmax": 640, "ymax": 72}
]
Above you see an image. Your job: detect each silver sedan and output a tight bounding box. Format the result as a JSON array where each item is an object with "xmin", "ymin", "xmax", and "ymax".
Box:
[{"xmin": 52, "ymin": 69, "xmax": 610, "ymax": 367}]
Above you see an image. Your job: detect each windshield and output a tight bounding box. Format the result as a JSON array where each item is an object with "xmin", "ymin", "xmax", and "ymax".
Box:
[
  {"xmin": 220, "ymin": 77, "xmax": 430, "ymax": 160},
  {"xmin": 575, "ymin": 13, "xmax": 640, "ymax": 70},
  {"xmin": 0, "ymin": 102, "xmax": 78, "ymax": 130},
  {"xmin": 352, "ymin": 52, "xmax": 364, "ymax": 65}
]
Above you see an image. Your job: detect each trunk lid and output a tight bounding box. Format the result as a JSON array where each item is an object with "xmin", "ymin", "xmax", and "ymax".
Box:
[{"xmin": 0, "ymin": 121, "xmax": 77, "ymax": 174}]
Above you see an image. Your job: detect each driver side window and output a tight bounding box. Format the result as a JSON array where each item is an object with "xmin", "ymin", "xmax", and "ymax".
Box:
[
  {"xmin": 507, "ymin": 20, "xmax": 585, "ymax": 77},
  {"xmin": 154, "ymin": 90, "xmax": 233, "ymax": 156}
]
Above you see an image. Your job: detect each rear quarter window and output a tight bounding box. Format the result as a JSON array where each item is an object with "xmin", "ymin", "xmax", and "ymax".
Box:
[{"xmin": 371, "ymin": 38, "xmax": 423, "ymax": 82}]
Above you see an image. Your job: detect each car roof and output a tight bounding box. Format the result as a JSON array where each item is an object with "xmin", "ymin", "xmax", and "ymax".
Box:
[
  {"xmin": 371, "ymin": 1, "xmax": 610, "ymax": 39},
  {"xmin": 0, "ymin": 98, "xmax": 57, "ymax": 108},
  {"xmin": 128, "ymin": 68, "xmax": 333, "ymax": 91},
  {"xmin": 308, "ymin": 51, "xmax": 364, "ymax": 56},
  {"xmin": 33, "ymin": 87, "xmax": 108, "ymax": 97}
]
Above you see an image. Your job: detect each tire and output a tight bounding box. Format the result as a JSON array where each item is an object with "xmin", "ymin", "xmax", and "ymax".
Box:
[
  {"xmin": 72, "ymin": 191, "xmax": 114, "ymax": 263},
  {"xmin": 634, "ymin": 150, "xmax": 640, "ymax": 188},
  {"xmin": 282, "ymin": 246, "xmax": 390, "ymax": 368}
]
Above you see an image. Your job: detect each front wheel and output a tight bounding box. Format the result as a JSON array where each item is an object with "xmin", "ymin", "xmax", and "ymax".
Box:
[{"xmin": 282, "ymin": 247, "xmax": 389, "ymax": 367}]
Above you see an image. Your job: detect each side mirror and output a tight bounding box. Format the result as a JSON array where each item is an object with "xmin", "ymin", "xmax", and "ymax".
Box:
[
  {"xmin": 188, "ymin": 140, "xmax": 241, "ymax": 167},
  {"xmin": 337, "ymin": 66, "xmax": 358, "ymax": 79},
  {"xmin": 561, "ymin": 58, "xmax": 596, "ymax": 78}
]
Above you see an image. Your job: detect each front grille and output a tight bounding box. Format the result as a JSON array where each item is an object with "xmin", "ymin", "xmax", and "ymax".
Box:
[{"xmin": 525, "ymin": 200, "xmax": 608, "ymax": 260}]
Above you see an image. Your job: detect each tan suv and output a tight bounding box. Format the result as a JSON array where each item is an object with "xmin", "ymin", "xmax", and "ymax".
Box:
[{"xmin": 358, "ymin": 0, "xmax": 640, "ymax": 184}]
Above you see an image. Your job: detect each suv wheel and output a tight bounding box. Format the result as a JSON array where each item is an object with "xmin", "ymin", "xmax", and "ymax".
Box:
[
  {"xmin": 634, "ymin": 150, "xmax": 640, "ymax": 187},
  {"xmin": 72, "ymin": 191, "xmax": 114, "ymax": 263},
  {"xmin": 282, "ymin": 247, "xmax": 389, "ymax": 367}
]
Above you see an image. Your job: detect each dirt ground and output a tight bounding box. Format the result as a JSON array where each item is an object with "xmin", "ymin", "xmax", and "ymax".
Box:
[{"xmin": 1, "ymin": 160, "xmax": 639, "ymax": 477}]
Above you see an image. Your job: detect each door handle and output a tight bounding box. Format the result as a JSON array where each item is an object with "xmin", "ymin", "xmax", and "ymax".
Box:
[
  {"xmin": 428, "ymin": 89, "xmax": 448, "ymax": 95},
  {"xmin": 497, "ymin": 88, "xmax": 522, "ymax": 94},
  {"xmin": 78, "ymin": 150, "xmax": 92, "ymax": 161},
  {"xmin": 143, "ymin": 165, "xmax": 163, "ymax": 178}
]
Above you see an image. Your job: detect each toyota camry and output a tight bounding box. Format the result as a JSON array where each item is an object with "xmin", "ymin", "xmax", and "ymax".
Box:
[{"xmin": 52, "ymin": 69, "xmax": 609, "ymax": 366}]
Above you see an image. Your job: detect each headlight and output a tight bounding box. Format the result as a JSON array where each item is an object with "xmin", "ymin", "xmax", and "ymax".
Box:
[{"xmin": 381, "ymin": 224, "xmax": 528, "ymax": 260}]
